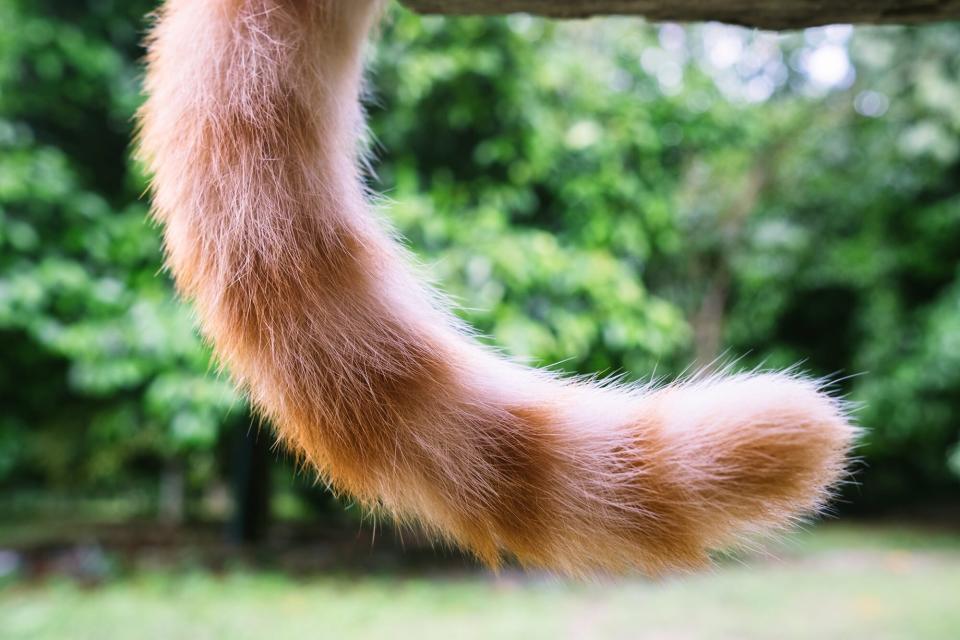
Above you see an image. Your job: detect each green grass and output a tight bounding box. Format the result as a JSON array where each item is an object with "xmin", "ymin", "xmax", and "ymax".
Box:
[{"xmin": 2, "ymin": 523, "xmax": 959, "ymax": 640}]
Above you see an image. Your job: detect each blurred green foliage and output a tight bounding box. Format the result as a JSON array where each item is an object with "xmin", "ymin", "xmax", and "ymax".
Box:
[
  {"xmin": 0, "ymin": 0, "xmax": 238, "ymax": 493},
  {"xmin": 1, "ymin": 1, "xmax": 958, "ymax": 511}
]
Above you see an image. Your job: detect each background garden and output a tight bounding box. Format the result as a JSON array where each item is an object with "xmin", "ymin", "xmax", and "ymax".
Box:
[{"xmin": 1, "ymin": 1, "xmax": 959, "ymax": 637}]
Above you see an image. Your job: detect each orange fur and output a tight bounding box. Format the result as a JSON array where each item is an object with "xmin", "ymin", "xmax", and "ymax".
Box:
[{"xmin": 137, "ymin": 0, "xmax": 856, "ymax": 576}]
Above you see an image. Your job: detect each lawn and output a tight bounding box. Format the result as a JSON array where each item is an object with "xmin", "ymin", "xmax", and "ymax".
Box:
[{"xmin": 2, "ymin": 523, "xmax": 958, "ymax": 640}]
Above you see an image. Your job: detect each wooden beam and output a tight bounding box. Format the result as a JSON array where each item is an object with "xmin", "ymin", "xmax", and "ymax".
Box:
[{"xmin": 398, "ymin": 1, "xmax": 960, "ymax": 30}]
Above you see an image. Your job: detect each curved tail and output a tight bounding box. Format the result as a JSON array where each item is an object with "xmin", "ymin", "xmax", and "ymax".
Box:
[{"xmin": 137, "ymin": 0, "xmax": 855, "ymax": 576}]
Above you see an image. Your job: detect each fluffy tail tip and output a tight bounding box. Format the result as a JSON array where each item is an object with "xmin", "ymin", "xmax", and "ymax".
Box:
[{"xmin": 655, "ymin": 372, "xmax": 858, "ymax": 553}]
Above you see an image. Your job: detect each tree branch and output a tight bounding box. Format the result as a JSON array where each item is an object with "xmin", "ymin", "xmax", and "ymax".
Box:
[{"xmin": 398, "ymin": 0, "xmax": 960, "ymax": 29}]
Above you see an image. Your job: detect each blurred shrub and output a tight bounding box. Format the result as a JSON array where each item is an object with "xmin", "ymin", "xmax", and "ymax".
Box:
[
  {"xmin": 0, "ymin": 1, "xmax": 958, "ymax": 510},
  {"xmin": 0, "ymin": 0, "xmax": 243, "ymax": 493}
]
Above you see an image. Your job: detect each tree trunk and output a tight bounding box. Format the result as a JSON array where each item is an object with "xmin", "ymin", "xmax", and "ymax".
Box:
[
  {"xmin": 693, "ymin": 265, "xmax": 731, "ymax": 369},
  {"xmin": 228, "ymin": 425, "xmax": 272, "ymax": 545},
  {"xmin": 399, "ymin": 0, "xmax": 960, "ymax": 29},
  {"xmin": 689, "ymin": 151, "xmax": 774, "ymax": 369},
  {"xmin": 158, "ymin": 462, "xmax": 186, "ymax": 525}
]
